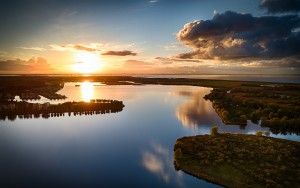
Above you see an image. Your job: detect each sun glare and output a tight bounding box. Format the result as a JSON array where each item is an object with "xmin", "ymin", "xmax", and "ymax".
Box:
[
  {"xmin": 73, "ymin": 52, "xmax": 103, "ymax": 74},
  {"xmin": 81, "ymin": 81, "xmax": 94, "ymax": 102}
]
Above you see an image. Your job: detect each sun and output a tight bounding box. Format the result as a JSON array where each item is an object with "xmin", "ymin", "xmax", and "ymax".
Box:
[{"xmin": 73, "ymin": 52, "xmax": 103, "ymax": 74}]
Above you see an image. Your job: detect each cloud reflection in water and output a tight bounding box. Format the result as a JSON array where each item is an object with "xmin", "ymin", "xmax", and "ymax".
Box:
[
  {"xmin": 142, "ymin": 143, "xmax": 184, "ymax": 186},
  {"xmin": 175, "ymin": 89, "xmax": 220, "ymax": 128}
]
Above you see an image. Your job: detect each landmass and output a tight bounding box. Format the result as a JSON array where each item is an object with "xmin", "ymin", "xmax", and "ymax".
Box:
[
  {"xmin": 0, "ymin": 99, "xmax": 124, "ymax": 121},
  {"xmin": 204, "ymin": 86, "xmax": 300, "ymax": 134},
  {"xmin": 0, "ymin": 76, "xmax": 299, "ymax": 134},
  {"xmin": 174, "ymin": 132, "xmax": 300, "ymax": 188}
]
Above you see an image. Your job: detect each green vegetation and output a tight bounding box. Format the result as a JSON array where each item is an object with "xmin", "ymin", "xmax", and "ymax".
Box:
[
  {"xmin": 256, "ymin": 131, "xmax": 263, "ymax": 136},
  {"xmin": 210, "ymin": 126, "xmax": 219, "ymax": 136},
  {"xmin": 204, "ymin": 86, "xmax": 300, "ymax": 134},
  {"xmin": 174, "ymin": 132, "xmax": 300, "ymax": 188}
]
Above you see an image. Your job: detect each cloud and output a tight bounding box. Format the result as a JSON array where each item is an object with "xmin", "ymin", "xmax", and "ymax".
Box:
[
  {"xmin": 155, "ymin": 57, "xmax": 203, "ymax": 63},
  {"xmin": 18, "ymin": 47, "xmax": 47, "ymax": 51},
  {"xmin": 260, "ymin": 0, "xmax": 300, "ymax": 13},
  {"xmin": 149, "ymin": 0, "xmax": 158, "ymax": 3},
  {"xmin": 73, "ymin": 44, "xmax": 98, "ymax": 52},
  {"xmin": 176, "ymin": 11, "xmax": 300, "ymax": 62},
  {"xmin": 0, "ymin": 57, "xmax": 53, "ymax": 73},
  {"xmin": 49, "ymin": 44, "xmax": 100, "ymax": 52},
  {"xmin": 102, "ymin": 50, "xmax": 137, "ymax": 56},
  {"xmin": 48, "ymin": 43, "xmax": 138, "ymax": 56}
]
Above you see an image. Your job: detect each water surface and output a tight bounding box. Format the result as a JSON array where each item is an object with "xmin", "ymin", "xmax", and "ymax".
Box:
[{"xmin": 1, "ymin": 83, "xmax": 298, "ymax": 187}]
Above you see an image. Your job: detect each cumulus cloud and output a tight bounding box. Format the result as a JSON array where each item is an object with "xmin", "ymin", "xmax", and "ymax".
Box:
[
  {"xmin": 260, "ymin": 0, "xmax": 300, "ymax": 13},
  {"xmin": 102, "ymin": 50, "xmax": 137, "ymax": 56},
  {"xmin": 176, "ymin": 11, "xmax": 300, "ymax": 61},
  {"xmin": 0, "ymin": 57, "xmax": 53, "ymax": 73}
]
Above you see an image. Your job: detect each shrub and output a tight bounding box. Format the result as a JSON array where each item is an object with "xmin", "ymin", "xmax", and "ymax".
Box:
[
  {"xmin": 222, "ymin": 110, "xmax": 229, "ymax": 118},
  {"xmin": 211, "ymin": 126, "xmax": 219, "ymax": 136},
  {"xmin": 264, "ymin": 131, "xmax": 271, "ymax": 137},
  {"xmin": 256, "ymin": 131, "xmax": 263, "ymax": 136}
]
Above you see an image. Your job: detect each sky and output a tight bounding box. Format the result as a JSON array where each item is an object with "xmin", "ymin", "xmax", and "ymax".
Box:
[{"xmin": 0, "ymin": 0, "xmax": 299, "ymax": 75}]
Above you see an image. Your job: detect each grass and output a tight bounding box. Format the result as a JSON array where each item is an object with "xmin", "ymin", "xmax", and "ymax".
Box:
[{"xmin": 174, "ymin": 133, "xmax": 300, "ymax": 188}]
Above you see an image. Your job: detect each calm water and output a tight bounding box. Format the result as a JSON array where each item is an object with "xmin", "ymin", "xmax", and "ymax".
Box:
[{"xmin": 0, "ymin": 83, "xmax": 299, "ymax": 187}]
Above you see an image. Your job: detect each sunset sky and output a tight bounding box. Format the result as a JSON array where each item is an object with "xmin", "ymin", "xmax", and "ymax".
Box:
[{"xmin": 0, "ymin": 0, "xmax": 299, "ymax": 74}]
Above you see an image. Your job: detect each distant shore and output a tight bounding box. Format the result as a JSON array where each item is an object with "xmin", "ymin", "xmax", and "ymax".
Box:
[{"xmin": 0, "ymin": 74, "xmax": 299, "ymax": 83}]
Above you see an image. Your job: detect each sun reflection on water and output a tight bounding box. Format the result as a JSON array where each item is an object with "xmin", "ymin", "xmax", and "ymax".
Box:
[{"xmin": 81, "ymin": 81, "xmax": 94, "ymax": 102}]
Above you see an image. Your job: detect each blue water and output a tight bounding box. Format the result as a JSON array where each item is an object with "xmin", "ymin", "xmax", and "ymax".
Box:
[{"xmin": 0, "ymin": 84, "xmax": 298, "ymax": 187}]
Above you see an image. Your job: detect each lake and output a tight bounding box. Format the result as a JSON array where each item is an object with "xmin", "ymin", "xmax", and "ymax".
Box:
[{"xmin": 0, "ymin": 82, "xmax": 299, "ymax": 187}]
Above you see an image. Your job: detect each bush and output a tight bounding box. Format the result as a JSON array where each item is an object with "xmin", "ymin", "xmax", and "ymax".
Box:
[
  {"xmin": 211, "ymin": 126, "xmax": 219, "ymax": 136},
  {"xmin": 222, "ymin": 110, "xmax": 229, "ymax": 118},
  {"xmin": 264, "ymin": 131, "xmax": 270, "ymax": 137},
  {"xmin": 256, "ymin": 131, "xmax": 263, "ymax": 136}
]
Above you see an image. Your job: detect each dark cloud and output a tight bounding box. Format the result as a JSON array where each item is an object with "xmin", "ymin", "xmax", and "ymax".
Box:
[
  {"xmin": 177, "ymin": 11, "xmax": 300, "ymax": 61},
  {"xmin": 102, "ymin": 50, "xmax": 137, "ymax": 56},
  {"xmin": 251, "ymin": 58, "xmax": 300, "ymax": 68},
  {"xmin": 260, "ymin": 0, "xmax": 300, "ymax": 13},
  {"xmin": 0, "ymin": 57, "xmax": 52, "ymax": 73}
]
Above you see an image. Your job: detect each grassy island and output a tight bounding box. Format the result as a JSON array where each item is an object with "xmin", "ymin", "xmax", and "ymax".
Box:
[{"xmin": 174, "ymin": 133, "xmax": 300, "ymax": 188}]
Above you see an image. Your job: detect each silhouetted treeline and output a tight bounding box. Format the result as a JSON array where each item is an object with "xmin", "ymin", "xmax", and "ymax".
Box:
[
  {"xmin": 0, "ymin": 100, "xmax": 124, "ymax": 121},
  {"xmin": 0, "ymin": 77, "xmax": 66, "ymax": 101}
]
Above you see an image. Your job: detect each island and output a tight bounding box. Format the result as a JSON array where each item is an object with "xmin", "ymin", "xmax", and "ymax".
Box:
[
  {"xmin": 174, "ymin": 130, "xmax": 300, "ymax": 188},
  {"xmin": 0, "ymin": 99, "xmax": 124, "ymax": 121}
]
